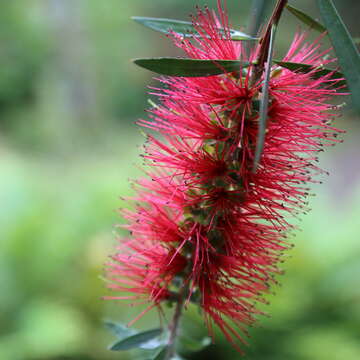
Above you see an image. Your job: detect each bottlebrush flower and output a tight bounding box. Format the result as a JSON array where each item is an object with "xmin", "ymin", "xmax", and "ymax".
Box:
[{"xmin": 105, "ymin": 0, "xmax": 344, "ymax": 353}]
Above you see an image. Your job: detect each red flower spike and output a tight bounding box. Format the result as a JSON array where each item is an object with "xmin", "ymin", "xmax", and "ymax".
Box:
[{"xmin": 105, "ymin": 0, "xmax": 345, "ymax": 352}]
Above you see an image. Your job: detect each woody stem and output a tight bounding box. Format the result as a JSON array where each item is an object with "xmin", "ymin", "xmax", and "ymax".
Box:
[
  {"xmin": 164, "ymin": 289, "xmax": 187, "ymax": 360},
  {"xmin": 252, "ymin": 0, "xmax": 287, "ymax": 81}
]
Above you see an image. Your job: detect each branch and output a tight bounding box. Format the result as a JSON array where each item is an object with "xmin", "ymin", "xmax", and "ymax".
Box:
[
  {"xmin": 253, "ymin": 0, "xmax": 287, "ymax": 79},
  {"xmin": 164, "ymin": 287, "xmax": 187, "ymax": 360}
]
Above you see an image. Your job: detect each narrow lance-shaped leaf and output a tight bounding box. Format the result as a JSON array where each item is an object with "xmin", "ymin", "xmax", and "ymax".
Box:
[
  {"xmin": 132, "ymin": 16, "xmax": 258, "ymax": 41},
  {"xmin": 253, "ymin": 24, "xmax": 278, "ymax": 173},
  {"xmin": 109, "ymin": 328, "xmax": 163, "ymax": 351},
  {"xmin": 179, "ymin": 336, "xmax": 211, "ymax": 352},
  {"xmin": 286, "ymin": 4, "xmax": 326, "ymax": 32},
  {"xmin": 149, "ymin": 346, "xmax": 185, "ymax": 360},
  {"xmin": 247, "ymin": 0, "xmax": 272, "ymax": 38},
  {"xmin": 317, "ymin": 0, "xmax": 360, "ymax": 111},
  {"xmin": 273, "ymin": 60, "xmax": 347, "ymax": 88},
  {"xmin": 152, "ymin": 346, "xmax": 168, "ymax": 360},
  {"xmin": 133, "ymin": 58, "xmax": 249, "ymax": 77},
  {"xmin": 104, "ymin": 321, "xmax": 136, "ymax": 338}
]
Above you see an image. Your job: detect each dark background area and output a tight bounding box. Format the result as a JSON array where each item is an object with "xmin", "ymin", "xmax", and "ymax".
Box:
[{"xmin": 0, "ymin": 1, "xmax": 359, "ymax": 359}]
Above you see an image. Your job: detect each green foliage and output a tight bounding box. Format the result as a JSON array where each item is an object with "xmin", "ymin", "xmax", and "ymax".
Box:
[
  {"xmin": 152, "ymin": 347, "xmax": 168, "ymax": 360},
  {"xmin": 317, "ymin": 0, "xmax": 360, "ymax": 112},
  {"xmin": 105, "ymin": 321, "xmax": 136, "ymax": 338},
  {"xmin": 105, "ymin": 317, "xmax": 212, "ymax": 357},
  {"xmin": 109, "ymin": 328, "xmax": 163, "ymax": 351},
  {"xmin": 273, "ymin": 60, "xmax": 347, "ymax": 88},
  {"xmin": 0, "ymin": 2, "xmax": 48, "ymax": 126},
  {"xmin": 247, "ymin": 0, "xmax": 274, "ymax": 37},
  {"xmin": 151, "ymin": 347, "xmax": 186, "ymax": 360},
  {"xmin": 178, "ymin": 336, "xmax": 211, "ymax": 353},
  {"xmin": 134, "ymin": 58, "xmax": 248, "ymax": 77},
  {"xmin": 286, "ymin": 4, "xmax": 326, "ymax": 32},
  {"xmin": 132, "ymin": 16, "xmax": 257, "ymax": 41}
]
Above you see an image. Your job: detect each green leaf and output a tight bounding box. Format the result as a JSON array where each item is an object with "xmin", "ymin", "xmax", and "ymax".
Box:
[
  {"xmin": 286, "ymin": 4, "xmax": 326, "ymax": 32},
  {"xmin": 152, "ymin": 346, "xmax": 168, "ymax": 360},
  {"xmin": 104, "ymin": 320, "xmax": 136, "ymax": 339},
  {"xmin": 145, "ymin": 346, "xmax": 184, "ymax": 360},
  {"xmin": 150, "ymin": 347, "xmax": 184, "ymax": 360},
  {"xmin": 253, "ymin": 24, "xmax": 278, "ymax": 173},
  {"xmin": 132, "ymin": 16, "xmax": 258, "ymax": 41},
  {"xmin": 353, "ymin": 37, "xmax": 360, "ymax": 45},
  {"xmin": 109, "ymin": 328, "xmax": 163, "ymax": 351},
  {"xmin": 273, "ymin": 60, "xmax": 347, "ymax": 88},
  {"xmin": 247, "ymin": 0, "xmax": 273, "ymax": 37},
  {"xmin": 317, "ymin": 0, "xmax": 360, "ymax": 111},
  {"xmin": 180, "ymin": 336, "xmax": 211, "ymax": 352},
  {"xmin": 133, "ymin": 58, "xmax": 249, "ymax": 77},
  {"xmin": 140, "ymin": 337, "xmax": 166, "ymax": 350}
]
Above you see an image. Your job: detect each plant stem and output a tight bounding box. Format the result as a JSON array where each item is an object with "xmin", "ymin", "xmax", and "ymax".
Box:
[
  {"xmin": 164, "ymin": 288, "xmax": 187, "ymax": 360},
  {"xmin": 253, "ymin": 0, "xmax": 287, "ymax": 81},
  {"xmin": 252, "ymin": 24, "xmax": 278, "ymax": 173}
]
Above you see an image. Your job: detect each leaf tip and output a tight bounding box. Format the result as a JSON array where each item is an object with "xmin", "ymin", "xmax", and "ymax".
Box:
[{"xmin": 131, "ymin": 16, "xmax": 143, "ymax": 22}]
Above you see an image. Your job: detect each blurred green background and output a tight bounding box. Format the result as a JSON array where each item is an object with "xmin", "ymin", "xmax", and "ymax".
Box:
[{"xmin": 0, "ymin": 0, "xmax": 359, "ymax": 359}]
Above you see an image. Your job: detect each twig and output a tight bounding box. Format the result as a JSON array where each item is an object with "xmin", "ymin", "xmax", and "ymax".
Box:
[
  {"xmin": 253, "ymin": 0, "xmax": 288, "ymax": 80},
  {"xmin": 164, "ymin": 287, "xmax": 187, "ymax": 360},
  {"xmin": 252, "ymin": 24, "xmax": 278, "ymax": 172}
]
